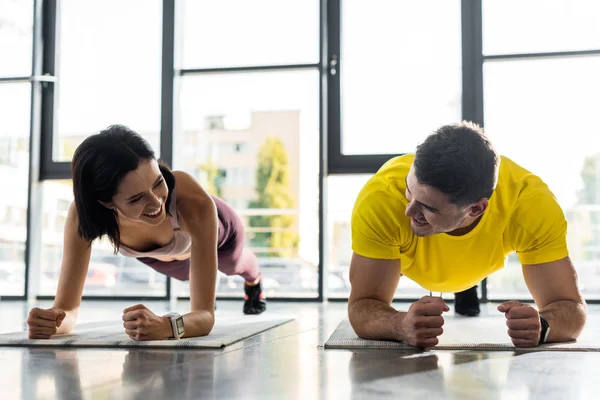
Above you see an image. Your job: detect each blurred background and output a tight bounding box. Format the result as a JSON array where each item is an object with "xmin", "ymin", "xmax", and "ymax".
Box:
[{"xmin": 1, "ymin": 0, "xmax": 599, "ymax": 303}]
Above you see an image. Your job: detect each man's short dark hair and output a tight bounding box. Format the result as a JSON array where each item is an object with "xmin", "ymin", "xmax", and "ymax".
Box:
[{"xmin": 413, "ymin": 121, "xmax": 500, "ymax": 206}]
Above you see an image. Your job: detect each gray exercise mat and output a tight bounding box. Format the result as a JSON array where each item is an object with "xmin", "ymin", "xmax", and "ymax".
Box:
[
  {"xmin": 0, "ymin": 315, "xmax": 294, "ymax": 349},
  {"xmin": 325, "ymin": 319, "xmax": 600, "ymax": 352}
]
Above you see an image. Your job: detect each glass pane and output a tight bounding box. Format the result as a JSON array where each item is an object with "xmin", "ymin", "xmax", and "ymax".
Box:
[
  {"xmin": 181, "ymin": 0, "xmax": 319, "ymax": 69},
  {"xmin": 175, "ymin": 70, "xmax": 320, "ymax": 298},
  {"xmin": 0, "ymin": 0, "xmax": 33, "ymax": 76},
  {"xmin": 40, "ymin": 181, "xmax": 167, "ymax": 297},
  {"xmin": 327, "ymin": 174, "xmax": 431, "ymax": 299},
  {"xmin": 0, "ymin": 83, "xmax": 30, "ymax": 296},
  {"xmin": 54, "ymin": 0, "xmax": 162, "ymax": 162},
  {"xmin": 484, "ymin": 56, "xmax": 600, "ymax": 300},
  {"xmin": 483, "ymin": 0, "xmax": 600, "ymax": 55},
  {"xmin": 340, "ymin": 0, "xmax": 462, "ymax": 155}
]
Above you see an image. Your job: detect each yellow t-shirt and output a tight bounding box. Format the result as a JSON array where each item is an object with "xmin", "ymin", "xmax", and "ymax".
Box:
[{"xmin": 351, "ymin": 154, "xmax": 568, "ymax": 293}]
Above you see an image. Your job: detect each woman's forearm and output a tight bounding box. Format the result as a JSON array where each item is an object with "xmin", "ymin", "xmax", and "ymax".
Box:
[
  {"xmin": 55, "ymin": 308, "xmax": 79, "ymax": 335},
  {"xmin": 161, "ymin": 310, "xmax": 215, "ymax": 338}
]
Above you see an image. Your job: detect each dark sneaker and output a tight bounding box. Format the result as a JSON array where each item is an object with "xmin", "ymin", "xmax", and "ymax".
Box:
[
  {"xmin": 455, "ymin": 285, "xmax": 480, "ymax": 316},
  {"xmin": 243, "ymin": 280, "xmax": 267, "ymax": 315}
]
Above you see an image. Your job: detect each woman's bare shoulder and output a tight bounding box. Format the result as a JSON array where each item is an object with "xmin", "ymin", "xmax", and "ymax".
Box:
[
  {"xmin": 171, "ymin": 171, "xmax": 215, "ymax": 222},
  {"xmin": 171, "ymin": 171, "xmax": 209, "ymax": 200}
]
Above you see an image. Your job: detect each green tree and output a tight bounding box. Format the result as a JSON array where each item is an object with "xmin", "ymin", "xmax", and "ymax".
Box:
[
  {"xmin": 198, "ymin": 158, "xmax": 225, "ymax": 197},
  {"xmin": 248, "ymin": 137, "xmax": 299, "ymax": 258}
]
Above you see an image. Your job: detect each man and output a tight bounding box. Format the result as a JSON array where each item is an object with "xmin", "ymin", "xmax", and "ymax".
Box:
[{"xmin": 348, "ymin": 121, "xmax": 587, "ymax": 348}]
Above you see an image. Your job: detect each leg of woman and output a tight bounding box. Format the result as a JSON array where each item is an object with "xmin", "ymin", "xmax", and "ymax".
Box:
[{"xmin": 212, "ymin": 196, "xmax": 266, "ymax": 314}]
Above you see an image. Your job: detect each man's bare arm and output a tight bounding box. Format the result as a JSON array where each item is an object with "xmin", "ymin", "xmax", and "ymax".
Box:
[
  {"xmin": 348, "ymin": 252, "xmax": 449, "ymax": 347},
  {"xmin": 347, "ymin": 252, "xmax": 405, "ymax": 340},
  {"xmin": 522, "ymin": 256, "xmax": 587, "ymax": 342}
]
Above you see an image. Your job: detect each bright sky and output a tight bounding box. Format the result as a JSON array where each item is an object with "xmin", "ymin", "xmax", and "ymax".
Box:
[{"xmin": 2, "ymin": 0, "xmax": 600, "ymax": 214}]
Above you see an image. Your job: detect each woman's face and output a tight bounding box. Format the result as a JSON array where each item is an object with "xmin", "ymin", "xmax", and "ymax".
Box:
[{"xmin": 104, "ymin": 159, "xmax": 169, "ymax": 226}]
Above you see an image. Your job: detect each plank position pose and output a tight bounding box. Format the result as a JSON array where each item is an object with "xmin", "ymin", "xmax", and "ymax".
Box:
[
  {"xmin": 348, "ymin": 121, "xmax": 587, "ymax": 348},
  {"xmin": 27, "ymin": 125, "xmax": 266, "ymax": 341}
]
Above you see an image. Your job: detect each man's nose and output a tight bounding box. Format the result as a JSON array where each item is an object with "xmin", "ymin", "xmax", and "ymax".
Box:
[{"xmin": 405, "ymin": 200, "xmax": 418, "ymax": 217}]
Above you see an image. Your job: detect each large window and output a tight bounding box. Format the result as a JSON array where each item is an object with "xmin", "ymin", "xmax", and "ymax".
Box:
[
  {"xmin": 0, "ymin": 0, "xmax": 33, "ymax": 297},
  {"xmin": 182, "ymin": 0, "xmax": 319, "ymax": 68},
  {"xmin": 0, "ymin": 84, "xmax": 30, "ymax": 297},
  {"xmin": 481, "ymin": 0, "xmax": 600, "ymax": 301},
  {"xmin": 54, "ymin": 0, "xmax": 162, "ymax": 162},
  {"xmin": 33, "ymin": 0, "xmax": 166, "ymax": 298},
  {"xmin": 484, "ymin": 56, "xmax": 600, "ymax": 300},
  {"xmin": 175, "ymin": 71, "xmax": 322, "ymax": 297},
  {"xmin": 0, "ymin": 0, "xmax": 32, "ymax": 77},
  {"xmin": 482, "ymin": 1, "xmax": 600, "ymax": 55},
  {"xmin": 339, "ymin": 0, "xmax": 462, "ymax": 155},
  {"xmin": 175, "ymin": 0, "xmax": 321, "ymax": 298},
  {"xmin": 6, "ymin": 1, "xmax": 600, "ymax": 303}
]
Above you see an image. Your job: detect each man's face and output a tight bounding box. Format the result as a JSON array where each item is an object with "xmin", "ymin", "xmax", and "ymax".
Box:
[{"xmin": 404, "ymin": 168, "xmax": 471, "ymax": 237}]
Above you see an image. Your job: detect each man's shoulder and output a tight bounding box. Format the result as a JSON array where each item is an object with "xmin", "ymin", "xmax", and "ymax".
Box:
[
  {"xmin": 352, "ymin": 156, "xmax": 411, "ymax": 223},
  {"xmin": 494, "ymin": 156, "xmax": 566, "ymax": 232},
  {"xmin": 357, "ymin": 153, "xmax": 414, "ymax": 197},
  {"xmin": 376, "ymin": 153, "xmax": 415, "ymax": 176}
]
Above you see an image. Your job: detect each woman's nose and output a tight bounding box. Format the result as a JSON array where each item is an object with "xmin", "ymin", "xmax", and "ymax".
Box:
[{"xmin": 149, "ymin": 193, "xmax": 161, "ymax": 207}]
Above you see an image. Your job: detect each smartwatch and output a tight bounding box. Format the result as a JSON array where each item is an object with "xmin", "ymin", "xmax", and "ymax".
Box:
[
  {"xmin": 538, "ymin": 315, "xmax": 550, "ymax": 345},
  {"xmin": 165, "ymin": 312, "xmax": 185, "ymax": 339}
]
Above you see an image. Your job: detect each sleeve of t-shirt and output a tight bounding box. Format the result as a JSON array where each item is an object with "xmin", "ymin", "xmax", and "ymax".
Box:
[
  {"xmin": 351, "ymin": 184, "xmax": 403, "ymax": 260},
  {"xmin": 511, "ymin": 190, "xmax": 569, "ymax": 265}
]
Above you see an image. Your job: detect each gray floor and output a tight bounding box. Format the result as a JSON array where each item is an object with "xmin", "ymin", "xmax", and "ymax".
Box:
[{"xmin": 1, "ymin": 300, "xmax": 599, "ymax": 400}]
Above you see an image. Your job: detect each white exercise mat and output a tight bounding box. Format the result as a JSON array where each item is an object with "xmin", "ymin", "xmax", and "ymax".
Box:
[
  {"xmin": 0, "ymin": 315, "xmax": 294, "ymax": 349},
  {"xmin": 325, "ymin": 318, "xmax": 600, "ymax": 352}
]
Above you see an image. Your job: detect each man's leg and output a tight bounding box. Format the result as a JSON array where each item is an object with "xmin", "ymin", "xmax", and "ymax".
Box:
[{"xmin": 454, "ymin": 285, "xmax": 480, "ymax": 316}]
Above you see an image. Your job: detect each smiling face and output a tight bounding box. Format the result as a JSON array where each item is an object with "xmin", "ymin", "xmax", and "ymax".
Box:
[
  {"xmin": 404, "ymin": 168, "xmax": 487, "ymax": 237},
  {"xmin": 100, "ymin": 159, "xmax": 169, "ymax": 226}
]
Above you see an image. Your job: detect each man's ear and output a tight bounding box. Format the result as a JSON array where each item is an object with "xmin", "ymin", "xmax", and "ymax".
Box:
[
  {"xmin": 468, "ymin": 198, "xmax": 488, "ymax": 218},
  {"xmin": 98, "ymin": 200, "xmax": 114, "ymax": 210}
]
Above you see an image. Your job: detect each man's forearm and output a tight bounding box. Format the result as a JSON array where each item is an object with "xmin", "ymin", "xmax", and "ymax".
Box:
[
  {"xmin": 539, "ymin": 299, "xmax": 587, "ymax": 343},
  {"xmin": 348, "ymin": 298, "xmax": 406, "ymax": 341}
]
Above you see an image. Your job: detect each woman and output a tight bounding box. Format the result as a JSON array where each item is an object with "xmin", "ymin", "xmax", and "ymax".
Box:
[{"xmin": 27, "ymin": 125, "xmax": 266, "ymax": 341}]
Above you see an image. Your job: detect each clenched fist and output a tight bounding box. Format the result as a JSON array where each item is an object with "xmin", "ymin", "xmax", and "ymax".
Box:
[
  {"xmin": 498, "ymin": 301, "xmax": 541, "ymax": 348},
  {"xmin": 402, "ymin": 296, "xmax": 449, "ymax": 348},
  {"xmin": 27, "ymin": 307, "xmax": 67, "ymax": 339},
  {"xmin": 122, "ymin": 304, "xmax": 172, "ymax": 341}
]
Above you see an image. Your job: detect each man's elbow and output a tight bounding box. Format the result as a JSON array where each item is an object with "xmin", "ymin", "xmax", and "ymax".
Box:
[
  {"xmin": 566, "ymin": 300, "xmax": 587, "ymax": 337},
  {"xmin": 547, "ymin": 300, "xmax": 587, "ymax": 342},
  {"xmin": 570, "ymin": 301, "xmax": 588, "ymax": 340},
  {"xmin": 347, "ymin": 298, "xmax": 372, "ymax": 339},
  {"xmin": 347, "ymin": 298, "xmax": 358, "ymax": 323}
]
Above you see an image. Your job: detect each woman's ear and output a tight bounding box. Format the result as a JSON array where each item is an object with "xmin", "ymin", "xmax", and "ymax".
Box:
[{"xmin": 98, "ymin": 200, "xmax": 115, "ymax": 210}]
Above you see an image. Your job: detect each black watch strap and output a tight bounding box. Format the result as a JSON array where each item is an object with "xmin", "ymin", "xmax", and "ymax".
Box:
[{"xmin": 539, "ymin": 315, "xmax": 550, "ymax": 345}]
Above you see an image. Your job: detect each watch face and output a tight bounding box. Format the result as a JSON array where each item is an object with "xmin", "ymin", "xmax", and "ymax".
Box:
[{"xmin": 176, "ymin": 317, "xmax": 185, "ymax": 334}]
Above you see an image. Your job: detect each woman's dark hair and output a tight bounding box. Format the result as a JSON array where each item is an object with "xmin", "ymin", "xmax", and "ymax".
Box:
[
  {"xmin": 71, "ymin": 124, "xmax": 175, "ymax": 252},
  {"xmin": 413, "ymin": 121, "xmax": 500, "ymax": 206}
]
